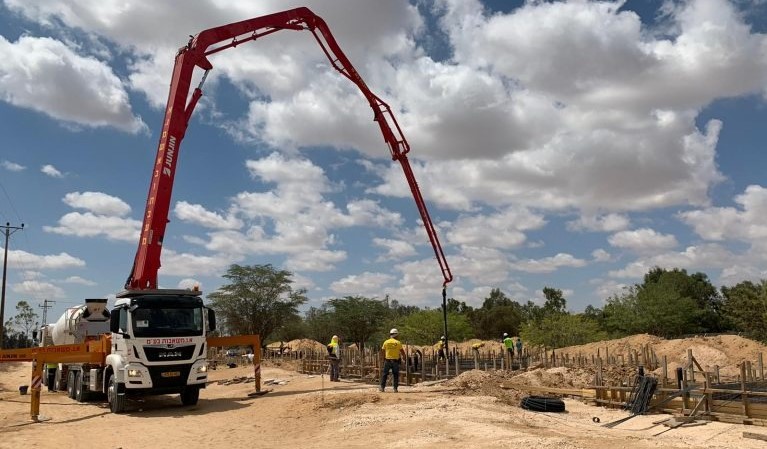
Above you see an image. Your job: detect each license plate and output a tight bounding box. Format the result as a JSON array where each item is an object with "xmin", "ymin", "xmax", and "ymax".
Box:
[{"xmin": 161, "ymin": 371, "xmax": 181, "ymax": 378}]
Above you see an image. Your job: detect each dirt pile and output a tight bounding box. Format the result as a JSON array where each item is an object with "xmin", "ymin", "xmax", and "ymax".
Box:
[
  {"xmin": 441, "ymin": 369, "xmax": 525, "ymax": 405},
  {"xmin": 556, "ymin": 334, "xmax": 767, "ymax": 380},
  {"xmin": 283, "ymin": 338, "xmax": 326, "ymax": 352}
]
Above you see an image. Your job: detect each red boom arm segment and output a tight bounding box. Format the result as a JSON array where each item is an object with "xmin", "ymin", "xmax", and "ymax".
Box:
[{"xmin": 126, "ymin": 7, "xmax": 453, "ymax": 290}]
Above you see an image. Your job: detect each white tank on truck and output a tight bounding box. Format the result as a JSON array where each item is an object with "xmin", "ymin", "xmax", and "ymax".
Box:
[{"xmin": 50, "ymin": 298, "xmax": 111, "ymax": 345}]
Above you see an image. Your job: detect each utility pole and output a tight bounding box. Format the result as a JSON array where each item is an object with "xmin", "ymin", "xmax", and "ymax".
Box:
[
  {"xmin": 39, "ymin": 299, "xmax": 55, "ymax": 326},
  {"xmin": 0, "ymin": 222, "xmax": 24, "ymax": 349}
]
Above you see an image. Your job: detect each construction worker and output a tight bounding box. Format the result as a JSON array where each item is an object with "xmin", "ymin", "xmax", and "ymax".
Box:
[
  {"xmin": 327, "ymin": 335, "xmax": 341, "ymax": 382},
  {"xmin": 380, "ymin": 328, "xmax": 406, "ymax": 392},
  {"xmin": 503, "ymin": 333, "xmax": 514, "ymax": 363},
  {"xmin": 435, "ymin": 336, "xmax": 447, "ymax": 361},
  {"xmin": 515, "ymin": 337, "xmax": 523, "ymax": 359},
  {"xmin": 471, "ymin": 342, "xmax": 485, "ymax": 368}
]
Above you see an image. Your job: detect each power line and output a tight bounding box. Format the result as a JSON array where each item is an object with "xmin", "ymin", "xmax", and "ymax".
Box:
[{"xmin": 1, "ymin": 222, "xmax": 24, "ymax": 349}]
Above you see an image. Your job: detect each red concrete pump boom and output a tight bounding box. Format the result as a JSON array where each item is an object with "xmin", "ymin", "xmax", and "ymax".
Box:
[{"xmin": 125, "ymin": 7, "xmax": 453, "ymax": 290}]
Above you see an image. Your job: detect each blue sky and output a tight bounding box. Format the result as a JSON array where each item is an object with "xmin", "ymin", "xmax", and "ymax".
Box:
[{"xmin": 2, "ymin": 0, "xmax": 767, "ymax": 326}]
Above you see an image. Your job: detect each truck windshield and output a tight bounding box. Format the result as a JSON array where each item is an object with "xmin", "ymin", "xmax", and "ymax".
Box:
[{"xmin": 131, "ymin": 307, "xmax": 203, "ymax": 337}]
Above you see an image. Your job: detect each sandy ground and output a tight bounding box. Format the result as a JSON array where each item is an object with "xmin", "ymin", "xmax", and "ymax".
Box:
[{"xmin": 1, "ymin": 361, "xmax": 766, "ymax": 449}]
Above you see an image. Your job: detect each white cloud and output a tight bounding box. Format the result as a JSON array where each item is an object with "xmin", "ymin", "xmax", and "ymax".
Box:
[
  {"xmin": 592, "ymin": 249, "xmax": 611, "ymax": 262},
  {"xmin": 510, "ymin": 253, "xmax": 587, "ymax": 274},
  {"xmin": 373, "ymin": 238, "xmax": 417, "ymax": 261},
  {"xmin": 8, "ymin": 0, "xmax": 767, "ymax": 306},
  {"xmin": 608, "ymin": 228, "xmax": 679, "ymax": 253},
  {"xmin": 447, "ymin": 207, "xmax": 546, "ymax": 249},
  {"xmin": 174, "ymin": 201, "xmax": 243, "ymax": 230},
  {"xmin": 1, "ymin": 160, "xmax": 25, "ymax": 171},
  {"xmin": 64, "ymin": 276, "xmax": 97, "ymax": 286},
  {"xmin": 11, "ymin": 280, "xmax": 65, "ymax": 299},
  {"xmin": 158, "ymin": 249, "xmax": 240, "ymax": 278},
  {"xmin": 330, "ymin": 271, "xmax": 395, "ymax": 296},
  {"xmin": 44, "ymin": 212, "xmax": 140, "ymax": 242},
  {"xmin": 63, "ymin": 191, "xmax": 131, "ymax": 216},
  {"xmin": 679, "ymin": 185, "xmax": 767, "ymax": 243},
  {"xmin": 286, "ymin": 249, "xmax": 347, "ymax": 272},
  {"xmin": 176, "ymin": 278, "xmax": 202, "ymax": 291},
  {"xmin": 608, "ymin": 243, "xmax": 734, "ymax": 278},
  {"xmin": 390, "ymin": 258, "xmax": 450, "ymax": 307},
  {"xmin": 0, "ymin": 35, "xmax": 145, "ymax": 132},
  {"xmin": 589, "ymin": 278, "xmax": 629, "ymax": 301},
  {"xmin": 567, "ymin": 214, "xmax": 630, "ymax": 232},
  {"xmin": 452, "ymin": 246, "xmax": 511, "ymax": 285},
  {"xmin": 41, "ymin": 164, "xmax": 64, "ymax": 178},
  {"xmin": 7, "ymin": 249, "xmax": 85, "ymax": 270}
]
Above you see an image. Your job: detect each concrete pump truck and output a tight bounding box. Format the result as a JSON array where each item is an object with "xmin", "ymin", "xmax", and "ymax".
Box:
[{"xmin": 25, "ymin": 6, "xmax": 452, "ymax": 416}]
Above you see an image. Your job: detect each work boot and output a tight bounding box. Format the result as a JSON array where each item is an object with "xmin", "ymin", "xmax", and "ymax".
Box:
[
  {"xmin": 393, "ymin": 388, "xmax": 398, "ymax": 393},
  {"xmin": 379, "ymin": 386, "xmax": 384, "ymax": 392}
]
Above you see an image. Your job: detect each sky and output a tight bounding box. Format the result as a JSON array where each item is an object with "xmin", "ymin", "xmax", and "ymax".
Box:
[{"xmin": 2, "ymin": 0, "xmax": 767, "ymax": 326}]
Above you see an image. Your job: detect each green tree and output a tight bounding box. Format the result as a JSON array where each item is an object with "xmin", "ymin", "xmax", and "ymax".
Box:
[
  {"xmin": 603, "ymin": 269, "xmax": 706, "ymax": 338},
  {"xmin": 398, "ymin": 309, "xmax": 473, "ymax": 345},
  {"xmin": 603, "ymin": 288, "xmax": 640, "ymax": 336},
  {"xmin": 470, "ymin": 288, "xmax": 523, "ymax": 339},
  {"xmin": 270, "ymin": 314, "xmax": 308, "ymax": 344},
  {"xmin": 304, "ymin": 306, "xmax": 335, "ymax": 344},
  {"xmin": 326, "ymin": 296, "xmax": 389, "ymax": 351},
  {"xmin": 446, "ymin": 297, "xmax": 473, "ymax": 314},
  {"xmin": 520, "ymin": 313, "xmax": 607, "ymax": 348},
  {"xmin": 643, "ymin": 267, "xmax": 725, "ymax": 332},
  {"xmin": 722, "ymin": 280, "xmax": 767, "ymax": 342},
  {"xmin": 207, "ymin": 264, "xmax": 307, "ymax": 347},
  {"xmin": 12, "ymin": 300, "xmax": 38, "ymax": 344},
  {"xmin": 521, "ymin": 300, "xmax": 544, "ymax": 324},
  {"xmin": 542, "ymin": 287, "xmax": 566, "ymax": 315},
  {"xmin": 634, "ymin": 282, "xmax": 699, "ymax": 337}
]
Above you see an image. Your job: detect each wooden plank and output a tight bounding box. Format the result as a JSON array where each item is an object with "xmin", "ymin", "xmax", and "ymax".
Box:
[{"xmin": 743, "ymin": 432, "xmax": 767, "ymax": 442}]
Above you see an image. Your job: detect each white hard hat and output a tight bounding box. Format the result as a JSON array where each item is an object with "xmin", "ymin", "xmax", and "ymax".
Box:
[
  {"xmin": 440, "ymin": 336, "xmax": 446, "ymax": 340},
  {"xmin": 503, "ymin": 332, "xmax": 508, "ymax": 337},
  {"xmin": 390, "ymin": 328, "xmax": 399, "ymax": 335}
]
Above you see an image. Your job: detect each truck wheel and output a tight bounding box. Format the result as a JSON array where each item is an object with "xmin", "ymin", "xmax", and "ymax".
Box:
[
  {"xmin": 54, "ymin": 370, "xmax": 63, "ymax": 391},
  {"xmin": 180, "ymin": 386, "xmax": 200, "ymax": 406},
  {"xmin": 67, "ymin": 371, "xmax": 77, "ymax": 399},
  {"xmin": 107, "ymin": 374, "xmax": 126, "ymax": 413},
  {"xmin": 75, "ymin": 372, "xmax": 89, "ymax": 402}
]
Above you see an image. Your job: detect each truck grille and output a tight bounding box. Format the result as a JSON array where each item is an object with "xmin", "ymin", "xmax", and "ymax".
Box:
[
  {"xmin": 147, "ymin": 364, "xmax": 192, "ymax": 388},
  {"xmin": 144, "ymin": 345, "xmax": 196, "ymax": 362}
]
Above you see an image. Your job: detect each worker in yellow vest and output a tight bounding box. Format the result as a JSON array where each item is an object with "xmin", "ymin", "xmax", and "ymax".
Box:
[
  {"xmin": 503, "ymin": 333, "xmax": 514, "ymax": 364},
  {"xmin": 472, "ymin": 342, "xmax": 485, "ymax": 367},
  {"xmin": 327, "ymin": 335, "xmax": 341, "ymax": 382},
  {"xmin": 435, "ymin": 336, "xmax": 446, "ymax": 361},
  {"xmin": 380, "ymin": 328, "xmax": 406, "ymax": 393}
]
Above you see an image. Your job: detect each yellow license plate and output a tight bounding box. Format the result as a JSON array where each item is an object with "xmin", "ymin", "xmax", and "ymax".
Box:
[{"xmin": 161, "ymin": 371, "xmax": 181, "ymax": 378}]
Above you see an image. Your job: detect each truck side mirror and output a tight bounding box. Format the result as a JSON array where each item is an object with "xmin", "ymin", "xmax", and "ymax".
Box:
[
  {"xmin": 207, "ymin": 308, "xmax": 216, "ymax": 332},
  {"xmin": 110, "ymin": 311, "xmax": 120, "ymax": 333},
  {"xmin": 32, "ymin": 330, "xmax": 38, "ymax": 341}
]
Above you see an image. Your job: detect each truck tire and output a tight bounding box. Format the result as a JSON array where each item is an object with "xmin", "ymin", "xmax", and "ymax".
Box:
[
  {"xmin": 107, "ymin": 374, "xmax": 126, "ymax": 413},
  {"xmin": 180, "ymin": 386, "xmax": 200, "ymax": 406},
  {"xmin": 67, "ymin": 371, "xmax": 77, "ymax": 399},
  {"xmin": 54, "ymin": 370, "xmax": 63, "ymax": 391},
  {"xmin": 75, "ymin": 372, "xmax": 89, "ymax": 402}
]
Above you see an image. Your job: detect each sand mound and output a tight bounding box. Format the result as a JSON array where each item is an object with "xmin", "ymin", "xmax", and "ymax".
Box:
[{"xmin": 555, "ymin": 334, "xmax": 767, "ymax": 381}]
